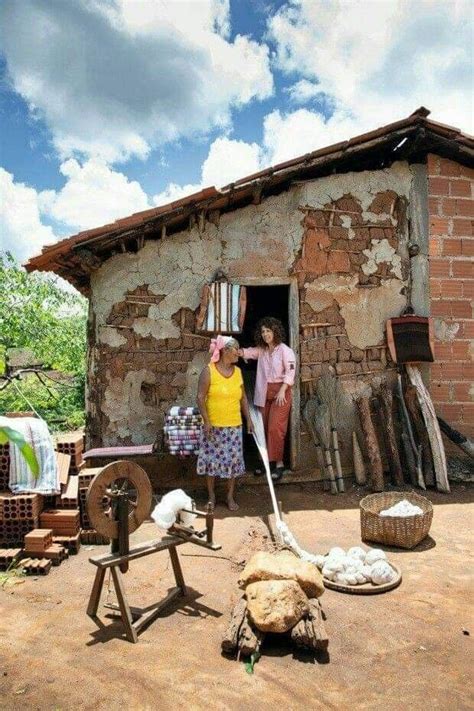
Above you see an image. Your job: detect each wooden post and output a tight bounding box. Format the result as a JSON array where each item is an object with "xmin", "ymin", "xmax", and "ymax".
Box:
[
  {"xmin": 378, "ymin": 383, "xmax": 404, "ymax": 486},
  {"xmin": 405, "ymin": 384, "xmax": 435, "ymax": 487},
  {"xmin": 356, "ymin": 396, "xmax": 384, "ymax": 492}
]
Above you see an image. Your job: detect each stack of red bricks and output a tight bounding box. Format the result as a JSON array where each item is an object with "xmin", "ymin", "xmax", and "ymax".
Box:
[
  {"xmin": 24, "ymin": 528, "xmax": 68, "ymax": 566},
  {"xmin": 77, "ymin": 468, "xmax": 109, "ymax": 544},
  {"xmin": 0, "ymin": 492, "xmax": 42, "ymax": 545},
  {"xmin": 428, "ymin": 155, "xmax": 473, "ymax": 448},
  {"xmin": 56, "ymin": 433, "xmax": 84, "ymax": 474},
  {"xmin": 0, "ymin": 444, "xmax": 10, "ymax": 490}
]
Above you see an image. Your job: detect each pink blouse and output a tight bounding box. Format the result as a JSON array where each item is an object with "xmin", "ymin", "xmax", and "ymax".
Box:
[{"xmin": 242, "ymin": 343, "xmax": 296, "ymax": 407}]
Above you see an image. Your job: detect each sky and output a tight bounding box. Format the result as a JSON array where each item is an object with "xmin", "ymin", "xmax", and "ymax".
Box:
[{"xmin": 0, "ymin": 0, "xmax": 472, "ymax": 267}]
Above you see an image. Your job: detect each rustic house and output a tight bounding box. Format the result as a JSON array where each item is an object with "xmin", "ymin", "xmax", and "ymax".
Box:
[{"xmin": 26, "ymin": 108, "xmax": 473, "ymax": 486}]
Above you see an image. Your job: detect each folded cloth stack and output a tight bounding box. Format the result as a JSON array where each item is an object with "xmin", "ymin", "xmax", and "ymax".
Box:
[{"xmin": 164, "ymin": 407, "xmax": 202, "ymax": 457}]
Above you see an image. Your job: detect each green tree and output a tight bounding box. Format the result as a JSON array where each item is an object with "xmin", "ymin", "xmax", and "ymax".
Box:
[{"xmin": 0, "ymin": 252, "xmax": 87, "ymax": 429}]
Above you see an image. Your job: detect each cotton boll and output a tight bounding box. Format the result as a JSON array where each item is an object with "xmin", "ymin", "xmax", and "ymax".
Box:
[
  {"xmin": 361, "ymin": 565, "xmax": 373, "ymax": 580},
  {"xmin": 327, "ymin": 547, "xmax": 346, "ymax": 559},
  {"xmin": 365, "ymin": 548, "xmax": 387, "ymax": 566},
  {"xmin": 347, "ymin": 546, "xmax": 366, "ymax": 562},
  {"xmin": 371, "ymin": 560, "xmax": 396, "ymax": 585}
]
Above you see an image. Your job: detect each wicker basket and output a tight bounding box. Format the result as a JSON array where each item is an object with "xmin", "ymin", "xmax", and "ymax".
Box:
[{"xmin": 360, "ymin": 491, "xmax": 433, "ymax": 549}]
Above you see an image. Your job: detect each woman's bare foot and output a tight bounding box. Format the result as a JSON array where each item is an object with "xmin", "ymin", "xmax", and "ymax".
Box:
[{"xmin": 227, "ymin": 496, "xmax": 239, "ymax": 511}]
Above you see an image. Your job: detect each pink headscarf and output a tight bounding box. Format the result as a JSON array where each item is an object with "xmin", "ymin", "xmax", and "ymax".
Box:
[{"xmin": 209, "ymin": 335, "xmax": 233, "ymax": 363}]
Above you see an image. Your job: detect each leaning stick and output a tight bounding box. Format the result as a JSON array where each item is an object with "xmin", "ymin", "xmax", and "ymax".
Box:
[
  {"xmin": 378, "ymin": 383, "xmax": 404, "ymax": 487},
  {"xmin": 356, "ymin": 396, "xmax": 384, "ymax": 492}
]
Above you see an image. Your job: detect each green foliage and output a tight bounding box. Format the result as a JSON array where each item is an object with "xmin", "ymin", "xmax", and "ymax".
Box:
[
  {"xmin": 0, "ymin": 252, "xmax": 87, "ymax": 430},
  {"xmin": 0, "ymin": 425, "xmax": 39, "ymax": 478}
]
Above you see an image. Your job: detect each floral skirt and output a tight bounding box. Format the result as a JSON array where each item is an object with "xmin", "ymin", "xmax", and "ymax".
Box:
[{"xmin": 197, "ymin": 426, "xmax": 245, "ymax": 479}]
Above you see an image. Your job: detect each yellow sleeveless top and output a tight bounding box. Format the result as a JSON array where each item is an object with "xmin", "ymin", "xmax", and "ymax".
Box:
[{"xmin": 206, "ymin": 363, "xmax": 243, "ymax": 427}]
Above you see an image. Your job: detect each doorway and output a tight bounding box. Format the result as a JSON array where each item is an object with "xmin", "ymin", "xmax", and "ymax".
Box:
[{"xmin": 238, "ymin": 284, "xmax": 292, "ymax": 471}]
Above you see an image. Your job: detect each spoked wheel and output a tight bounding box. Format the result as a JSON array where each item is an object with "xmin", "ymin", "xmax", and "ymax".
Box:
[{"xmin": 86, "ymin": 461, "xmax": 152, "ymax": 540}]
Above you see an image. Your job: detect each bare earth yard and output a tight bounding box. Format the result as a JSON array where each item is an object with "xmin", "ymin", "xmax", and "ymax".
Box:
[{"xmin": 1, "ymin": 483, "xmax": 473, "ymax": 711}]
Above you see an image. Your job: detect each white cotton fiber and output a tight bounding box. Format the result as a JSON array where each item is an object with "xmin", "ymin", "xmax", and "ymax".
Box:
[
  {"xmin": 347, "ymin": 546, "xmax": 366, "ymax": 562},
  {"xmin": 151, "ymin": 489, "xmax": 196, "ymax": 530},
  {"xmin": 380, "ymin": 499, "xmax": 423, "ymax": 517},
  {"xmin": 365, "ymin": 548, "xmax": 387, "ymax": 566},
  {"xmin": 370, "ymin": 560, "xmax": 396, "ymax": 585},
  {"xmin": 327, "ymin": 546, "xmax": 346, "ymax": 560}
]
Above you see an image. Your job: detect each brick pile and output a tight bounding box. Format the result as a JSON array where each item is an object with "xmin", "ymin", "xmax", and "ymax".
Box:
[
  {"xmin": 0, "ymin": 492, "xmax": 42, "ymax": 545},
  {"xmin": 427, "ymin": 155, "xmax": 473, "ymax": 446},
  {"xmin": 56, "ymin": 432, "xmax": 84, "ymax": 474},
  {"xmin": 40, "ymin": 509, "xmax": 80, "ymax": 536},
  {"xmin": 0, "ymin": 444, "xmax": 9, "ymax": 490}
]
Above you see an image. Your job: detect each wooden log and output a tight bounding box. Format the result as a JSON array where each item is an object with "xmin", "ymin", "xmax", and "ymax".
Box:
[
  {"xmin": 352, "ymin": 432, "xmax": 367, "ymax": 485},
  {"xmin": 238, "ymin": 610, "xmax": 264, "ymax": 657},
  {"xmin": 397, "ymin": 374, "xmax": 425, "ymax": 489},
  {"xmin": 308, "ymin": 599, "xmax": 329, "ymax": 651},
  {"xmin": 378, "ymin": 383, "xmax": 404, "ymax": 486},
  {"xmin": 221, "ymin": 597, "xmax": 247, "ymax": 653},
  {"xmin": 356, "ymin": 396, "xmax": 384, "ymax": 492},
  {"xmin": 405, "ymin": 385, "xmax": 435, "ymax": 487},
  {"xmin": 395, "ymin": 376, "xmax": 420, "ymax": 485},
  {"xmin": 405, "ymin": 365, "xmax": 450, "ymax": 493},
  {"xmin": 290, "ymin": 599, "xmax": 329, "ymax": 651},
  {"xmin": 437, "ymin": 417, "xmax": 474, "ymax": 459}
]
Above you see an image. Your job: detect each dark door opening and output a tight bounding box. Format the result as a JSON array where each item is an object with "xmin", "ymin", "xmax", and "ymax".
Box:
[{"xmin": 239, "ymin": 285, "xmax": 291, "ymax": 471}]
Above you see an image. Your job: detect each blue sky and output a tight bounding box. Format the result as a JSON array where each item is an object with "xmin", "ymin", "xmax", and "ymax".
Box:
[{"xmin": 0, "ymin": 0, "xmax": 472, "ymax": 264}]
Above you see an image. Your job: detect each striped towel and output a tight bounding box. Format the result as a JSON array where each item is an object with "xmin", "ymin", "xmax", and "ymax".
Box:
[{"xmin": 0, "ymin": 416, "xmax": 60, "ymax": 495}]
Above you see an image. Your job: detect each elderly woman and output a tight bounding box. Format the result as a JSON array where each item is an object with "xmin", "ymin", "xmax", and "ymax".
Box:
[
  {"xmin": 197, "ymin": 335, "xmax": 252, "ymax": 511},
  {"xmin": 239, "ymin": 317, "xmax": 296, "ymax": 481}
]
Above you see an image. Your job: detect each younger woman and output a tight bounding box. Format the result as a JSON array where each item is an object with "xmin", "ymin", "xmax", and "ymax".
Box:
[{"xmin": 239, "ymin": 317, "xmax": 296, "ymax": 480}]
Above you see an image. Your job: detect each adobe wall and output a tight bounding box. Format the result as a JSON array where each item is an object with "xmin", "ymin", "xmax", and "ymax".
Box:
[{"xmin": 86, "ymin": 161, "xmax": 418, "ymax": 478}]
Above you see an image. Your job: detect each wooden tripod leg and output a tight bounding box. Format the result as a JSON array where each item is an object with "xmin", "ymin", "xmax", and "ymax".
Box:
[
  {"xmin": 169, "ymin": 546, "xmax": 187, "ymax": 596},
  {"xmin": 111, "ymin": 565, "xmax": 138, "ymax": 643},
  {"xmin": 87, "ymin": 567, "xmax": 106, "ymax": 618}
]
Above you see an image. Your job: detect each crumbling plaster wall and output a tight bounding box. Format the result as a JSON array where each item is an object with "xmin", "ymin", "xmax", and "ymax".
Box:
[{"xmin": 87, "ymin": 161, "xmax": 416, "ymax": 456}]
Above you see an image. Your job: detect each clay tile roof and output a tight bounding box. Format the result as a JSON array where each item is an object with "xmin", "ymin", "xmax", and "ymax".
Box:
[{"xmin": 25, "ymin": 108, "xmax": 473, "ymax": 293}]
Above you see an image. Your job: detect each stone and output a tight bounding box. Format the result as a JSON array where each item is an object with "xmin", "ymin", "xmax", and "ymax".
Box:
[
  {"xmin": 245, "ymin": 580, "xmax": 309, "ymax": 633},
  {"xmin": 238, "ymin": 551, "xmax": 325, "ymax": 598}
]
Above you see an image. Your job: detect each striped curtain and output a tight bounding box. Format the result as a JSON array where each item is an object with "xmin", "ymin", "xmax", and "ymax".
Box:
[{"xmin": 196, "ymin": 281, "xmax": 247, "ymax": 334}]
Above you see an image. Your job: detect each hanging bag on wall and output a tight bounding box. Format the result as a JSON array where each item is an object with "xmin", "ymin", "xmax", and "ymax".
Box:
[
  {"xmin": 386, "ymin": 313, "xmax": 434, "ymax": 364},
  {"xmin": 196, "ymin": 278, "xmax": 247, "ymax": 334}
]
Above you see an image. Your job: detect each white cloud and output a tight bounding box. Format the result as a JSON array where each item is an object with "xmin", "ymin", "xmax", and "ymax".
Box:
[
  {"xmin": 285, "ymin": 79, "xmax": 324, "ymax": 105},
  {"xmin": 43, "ymin": 159, "xmax": 151, "ymax": 231},
  {"xmin": 0, "ymin": 0, "xmax": 273, "ymax": 162},
  {"xmin": 269, "ymin": 0, "xmax": 473, "ymax": 135},
  {"xmin": 153, "ymin": 136, "xmax": 262, "ymax": 204},
  {"xmin": 0, "ymin": 168, "xmax": 56, "ymax": 262}
]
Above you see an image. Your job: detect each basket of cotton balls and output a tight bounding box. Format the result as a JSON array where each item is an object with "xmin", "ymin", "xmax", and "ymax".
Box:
[
  {"xmin": 314, "ymin": 546, "xmax": 401, "ymax": 594},
  {"xmin": 360, "ymin": 491, "xmax": 433, "ymax": 549}
]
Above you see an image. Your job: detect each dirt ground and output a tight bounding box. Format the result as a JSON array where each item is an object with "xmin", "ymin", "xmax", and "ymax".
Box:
[{"xmin": 1, "ymin": 482, "xmax": 473, "ymax": 711}]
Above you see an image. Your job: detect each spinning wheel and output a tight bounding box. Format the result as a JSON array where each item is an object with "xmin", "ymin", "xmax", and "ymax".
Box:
[
  {"xmin": 86, "ymin": 460, "xmax": 152, "ymax": 540},
  {"xmin": 85, "ymin": 460, "xmax": 221, "ymax": 643}
]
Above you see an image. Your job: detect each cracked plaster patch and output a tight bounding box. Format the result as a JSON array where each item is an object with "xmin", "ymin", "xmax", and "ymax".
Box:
[
  {"xmin": 299, "ymin": 161, "xmax": 412, "ymax": 221},
  {"xmin": 433, "ymin": 318, "xmax": 460, "ymax": 343},
  {"xmin": 306, "ymin": 276, "xmax": 407, "ymax": 349},
  {"xmin": 362, "ymin": 239, "xmax": 403, "ymax": 279},
  {"xmin": 102, "ymin": 369, "xmax": 157, "ymax": 444},
  {"xmin": 99, "ymin": 326, "xmax": 127, "ymax": 348}
]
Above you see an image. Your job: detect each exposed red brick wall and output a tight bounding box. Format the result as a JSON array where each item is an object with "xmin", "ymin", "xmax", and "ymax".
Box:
[{"xmin": 428, "ymin": 154, "xmax": 473, "ymax": 440}]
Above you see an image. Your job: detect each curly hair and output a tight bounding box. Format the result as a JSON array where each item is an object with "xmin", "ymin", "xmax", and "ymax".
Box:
[{"xmin": 254, "ymin": 317, "xmax": 286, "ymax": 348}]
